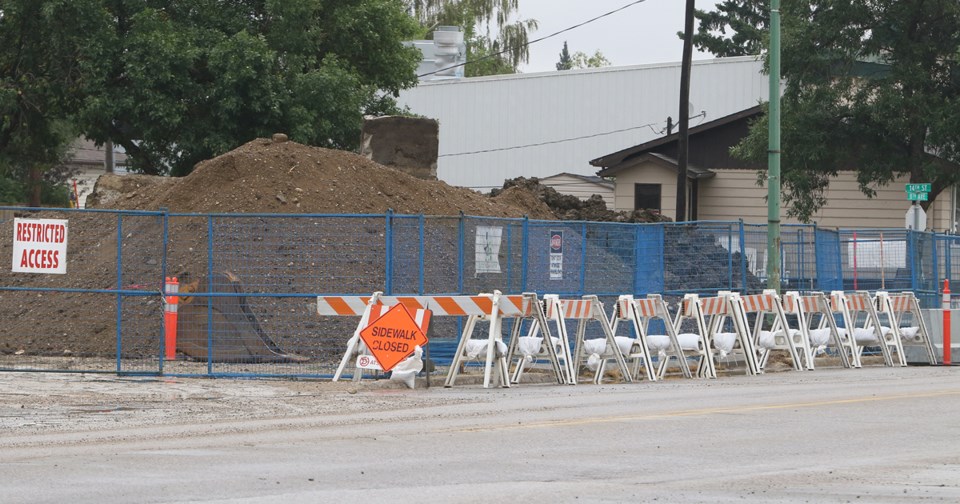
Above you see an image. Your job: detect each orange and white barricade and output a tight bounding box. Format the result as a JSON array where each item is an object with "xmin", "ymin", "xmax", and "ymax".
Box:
[
  {"xmin": 320, "ymin": 291, "xmax": 541, "ymax": 388},
  {"xmin": 876, "ymin": 291, "xmax": 937, "ymax": 365},
  {"xmin": 673, "ymin": 295, "xmax": 718, "ymax": 379},
  {"xmin": 782, "ymin": 291, "xmax": 857, "ymax": 369},
  {"xmin": 610, "ymin": 294, "xmax": 698, "ymax": 380},
  {"xmin": 444, "ymin": 291, "xmax": 542, "ymax": 388},
  {"xmin": 830, "ymin": 291, "xmax": 896, "ymax": 367},
  {"xmin": 684, "ymin": 292, "xmax": 759, "ymax": 376},
  {"xmin": 544, "ymin": 295, "xmax": 634, "ymax": 384},
  {"xmin": 506, "ymin": 296, "xmax": 573, "ymax": 385},
  {"xmin": 740, "ymin": 290, "xmax": 810, "ymax": 371},
  {"xmin": 322, "ymin": 292, "xmax": 430, "ymax": 383}
]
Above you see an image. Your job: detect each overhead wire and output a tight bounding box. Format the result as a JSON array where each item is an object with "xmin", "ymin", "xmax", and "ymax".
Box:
[
  {"xmin": 438, "ymin": 112, "xmax": 707, "ymax": 158},
  {"xmin": 417, "ymin": 0, "xmax": 649, "ymax": 78}
]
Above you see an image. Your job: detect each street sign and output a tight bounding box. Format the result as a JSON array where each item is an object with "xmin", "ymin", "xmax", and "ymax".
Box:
[
  {"xmin": 907, "ymin": 191, "xmax": 929, "ymax": 201},
  {"xmin": 359, "ymin": 304, "xmax": 429, "ymax": 372},
  {"xmin": 905, "ymin": 183, "xmax": 931, "ymax": 193},
  {"xmin": 905, "ymin": 205, "xmax": 927, "ymax": 231}
]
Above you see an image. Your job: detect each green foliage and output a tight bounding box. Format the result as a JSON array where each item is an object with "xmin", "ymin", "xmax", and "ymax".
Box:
[
  {"xmin": 685, "ymin": 0, "xmax": 767, "ymax": 57},
  {"xmin": 79, "ymin": 0, "xmax": 422, "ymax": 176},
  {"xmin": 408, "ymin": 0, "xmax": 537, "ymax": 76},
  {"xmin": 731, "ymin": 1, "xmax": 960, "ymax": 222},
  {"xmin": 570, "ymin": 50, "xmax": 611, "ymax": 69},
  {"xmin": 557, "ymin": 42, "xmax": 573, "ymax": 71},
  {"xmin": 0, "ymin": 0, "xmax": 105, "ymax": 206}
]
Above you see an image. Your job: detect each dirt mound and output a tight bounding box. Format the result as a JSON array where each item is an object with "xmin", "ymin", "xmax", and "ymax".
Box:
[
  {"xmin": 493, "ymin": 177, "xmax": 672, "ymax": 223},
  {"xmin": 90, "ymin": 138, "xmax": 538, "ymax": 218}
]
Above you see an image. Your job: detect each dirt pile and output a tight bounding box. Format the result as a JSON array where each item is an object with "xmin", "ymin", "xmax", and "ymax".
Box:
[
  {"xmin": 90, "ymin": 138, "xmax": 550, "ymax": 218},
  {"xmin": 492, "ymin": 177, "xmax": 672, "ymax": 223}
]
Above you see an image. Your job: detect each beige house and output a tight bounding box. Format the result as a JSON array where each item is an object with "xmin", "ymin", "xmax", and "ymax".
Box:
[
  {"xmin": 539, "ymin": 172, "xmax": 615, "ymax": 209},
  {"xmin": 590, "ymin": 106, "xmax": 958, "ymax": 231}
]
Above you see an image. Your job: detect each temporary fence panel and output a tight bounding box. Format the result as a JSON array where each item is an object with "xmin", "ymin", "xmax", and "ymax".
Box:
[
  {"xmin": 0, "ymin": 208, "xmax": 166, "ymax": 375},
  {"xmin": 664, "ymin": 222, "xmax": 746, "ymax": 296},
  {"xmin": 815, "ymin": 228, "xmax": 843, "ymax": 292}
]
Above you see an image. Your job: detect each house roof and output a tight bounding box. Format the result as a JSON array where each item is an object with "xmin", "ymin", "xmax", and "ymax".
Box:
[
  {"xmin": 539, "ymin": 172, "xmax": 614, "ymax": 189},
  {"xmin": 590, "ymin": 105, "xmax": 763, "ymax": 171},
  {"xmin": 597, "ymin": 152, "xmax": 716, "ymax": 179}
]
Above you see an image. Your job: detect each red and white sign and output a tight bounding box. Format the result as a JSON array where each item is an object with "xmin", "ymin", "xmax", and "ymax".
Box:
[{"xmin": 12, "ymin": 218, "xmax": 68, "ymax": 274}]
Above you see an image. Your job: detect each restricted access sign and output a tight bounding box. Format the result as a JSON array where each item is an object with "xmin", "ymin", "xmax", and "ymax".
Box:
[
  {"xmin": 359, "ymin": 304, "xmax": 429, "ymax": 372},
  {"xmin": 12, "ymin": 218, "xmax": 68, "ymax": 274}
]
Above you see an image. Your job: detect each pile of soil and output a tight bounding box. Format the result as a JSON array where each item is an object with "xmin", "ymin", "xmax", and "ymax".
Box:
[
  {"xmin": 0, "ymin": 138, "xmax": 558, "ymax": 362},
  {"xmin": 493, "ymin": 177, "xmax": 672, "ymax": 223},
  {"xmin": 90, "ymin": 137, "xmax": 555, "ymax": 218}
]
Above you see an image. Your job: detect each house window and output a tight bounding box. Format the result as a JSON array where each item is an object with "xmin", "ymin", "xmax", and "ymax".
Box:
[{"xmin": 634, "ymin": 183, "xmax": 661, "ymax": 211}]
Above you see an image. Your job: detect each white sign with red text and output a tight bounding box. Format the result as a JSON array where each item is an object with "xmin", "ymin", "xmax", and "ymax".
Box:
[{"xmin": 12, "ymin": 218, "xmax": 68, "ymax": 274}]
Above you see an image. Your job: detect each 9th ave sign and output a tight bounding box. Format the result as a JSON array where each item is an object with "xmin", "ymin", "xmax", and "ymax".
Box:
[{"xmin": 906, "ymin": 183, "xmax": 930, "ymax": 202}]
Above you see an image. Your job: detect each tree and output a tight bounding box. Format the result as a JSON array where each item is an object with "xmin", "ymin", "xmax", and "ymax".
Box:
[
  {"xmin": 685, "ymin": 0, "xmax": 767, "ymax": 57},
  {"xmin": 79, "ymin": 0, "xmax": 422, "ymax": 176},
  {"xmin": 570, "ymin": 50, "xmax": 611, "ymax": 69},
  {"xmin": 730, "ymin": 1, "xmax": 960, "ymax": 222},
  {"xmin": 557, "ymin": 41, "xmax": 610, "ymax": 71},
  {"xmin": 557, "ymin": 41, "xmax": 573, "ymax": 70},
  {"xmin": 407, "ymin": 0, "xmax": 538, "ymax": 76},
  {"xmin": 0, "ymin": 0, "xmax": 107, "ymax": 206}
]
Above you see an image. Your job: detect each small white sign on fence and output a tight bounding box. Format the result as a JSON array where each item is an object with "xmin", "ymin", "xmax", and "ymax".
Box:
[{"xmin": 475, "ymin": 226, "xmax": 502, "ymax": 274}]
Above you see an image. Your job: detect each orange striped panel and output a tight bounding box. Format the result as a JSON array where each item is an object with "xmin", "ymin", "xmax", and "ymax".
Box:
[
  {"xmin": 847, "ymin": 293, "xmax": 869, "ymax": 311},
  {"xmin": 700, "ymin": 297, "xmax": 726, "ymax": 316},
  {"xmin": 634, "ymin": 299, "xmax": 658, "ymax": 318},
  {"xmin": 800, "ymin": 296, "xmax": 820, "ymax": 313},
  {"xmin": 890, "ymin": 295, "xmax": 912, "ymax": 312}
]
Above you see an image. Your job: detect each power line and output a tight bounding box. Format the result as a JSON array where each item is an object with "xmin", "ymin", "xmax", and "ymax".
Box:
[
  {"xmin": 438, "ymin": 112, "xmax": 707, "ymax": 158},
  {"xmin": 418, "ymin": 0, "xmax": 648, "ymax": 78}
]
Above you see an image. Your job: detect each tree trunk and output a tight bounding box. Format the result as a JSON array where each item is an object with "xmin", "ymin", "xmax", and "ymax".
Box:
[{"xmin": 28, "ymin": 165, "xmax": 42, "ymax": 207}]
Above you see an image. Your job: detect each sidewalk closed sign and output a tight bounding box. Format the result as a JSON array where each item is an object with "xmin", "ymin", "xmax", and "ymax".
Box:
[
  {"xmin": 359, "ymin": 304, "xmax": 428, "ymax": 372},
  {"xmin": 12, "ymin": 218, "xmax": 68, "ymax": 274}
]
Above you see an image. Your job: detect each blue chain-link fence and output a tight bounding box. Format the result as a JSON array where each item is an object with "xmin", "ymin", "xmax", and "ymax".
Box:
[{"xmin": 0, "ymin": 206, "xmax": 953, "ymax": 377}]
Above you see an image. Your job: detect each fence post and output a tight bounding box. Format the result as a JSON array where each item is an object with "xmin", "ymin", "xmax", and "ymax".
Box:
[
  {"xmin": 521, "ymin": 216, "xmax": 529, "ymax": 292},
  {"xmin": 160, "ymin": 208, "xmax": 169, "ymax": 373},
  {"xmin": 418, "ymin": 214, "xmax": 425, "ymax": 295},
  {"xmin": 579, "ymin": 222, "xmax": 587, "ymax": 296},
  {"xmin": 115, "ymin": 213, "xmax": 123, "ymax": 373},
  {"xmin": 206, "ymin": 215, "xmax": 214, "ymax": 375},
  {"xmin": 506, "ymin": 223, "xmax": 513, "ymax": 292},
  {"xmin": 385, "ymin": 209, "xmax": 393, "ymax": 295},
  {"xmin": 727, "ymin": 223, "xmax": 733, "ymax": 290},
  {"xmin": 739, "ymin": 219, "xmax": 747, "ymax": 293},
  {"xmin": 457, "ymin": 212, "xmax": 464, "ymax": 294}
]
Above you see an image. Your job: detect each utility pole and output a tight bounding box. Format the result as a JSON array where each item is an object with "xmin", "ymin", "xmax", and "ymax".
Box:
[
  {"xmin": 767, "ymin": 0, "xmax": 782, "ymax": 292},
  {"xmin": 676, "ymin": 0, "xmax": 695, "ymax": 223}
]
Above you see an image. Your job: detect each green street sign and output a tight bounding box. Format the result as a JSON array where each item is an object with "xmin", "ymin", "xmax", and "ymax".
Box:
[
  {"xmin": 905, "ymin": 183, "xmax": 931, "ymax": 193},
  {"xmin": 908, "ymin": 191, "xmax": 929, "ymax": 201}
]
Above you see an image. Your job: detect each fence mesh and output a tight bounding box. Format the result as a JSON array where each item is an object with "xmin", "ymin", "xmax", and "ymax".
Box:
[{"xmin": 2, "ymin": 206, "xmax": 957, "ymax": 378}]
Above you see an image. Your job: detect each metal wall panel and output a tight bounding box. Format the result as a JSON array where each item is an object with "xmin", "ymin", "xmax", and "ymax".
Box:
[{"xmin": 397, "ymin": 57, "xmax": 768, "ymax": 190}]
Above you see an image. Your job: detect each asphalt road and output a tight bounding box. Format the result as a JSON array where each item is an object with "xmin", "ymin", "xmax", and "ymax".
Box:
[{"xmin": 2, "ymin": 366, "xmax": 960, "ymax": 503}]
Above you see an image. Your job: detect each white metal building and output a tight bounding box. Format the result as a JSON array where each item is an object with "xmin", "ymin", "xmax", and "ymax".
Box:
[{"xmin": 396, "ymin": 56, "xmax": 769, "ymax": 191}]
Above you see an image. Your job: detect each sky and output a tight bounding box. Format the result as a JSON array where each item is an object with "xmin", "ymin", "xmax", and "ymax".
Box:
[{"xmin": 514, "ymin": 0, "xmax": 720, "ymax": 73}]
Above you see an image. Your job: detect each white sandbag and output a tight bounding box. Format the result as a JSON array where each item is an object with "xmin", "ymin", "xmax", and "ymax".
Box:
[
  {"xmin": 712, "ymin": 332, "xmax": 738, "ymax": 357},
  {"xmin": 677, "ymin": 333, "xmax": 703, "ymax": 351},
  {"xmin": 389, "ymin": 345, "xmax": 423, "ymax": 389},
  {"xmin": 898, "ymin": 326, "xmax": 921, "ymax": 343},
  {"xmin": 516, "ymin": 336, "xmax": 563, "ymax": 357},
  {"xmin": 465, "ymin": 339, "xmax": 508, "ymax": 359},
  {"xmin": 808, "ymin": 328, "xmax": 832, "ymax": 347},
  {"xmin": 582, "ymin": 336, "xmax": 634, "ymax": 357},
  {"xmin": 646, "ymin": 335, "xmax": 672, "ymax": 353},
  {"xmin": 647, "ymin": 333, "xmax": 702, "ymax": 353},
  {"xmin": 853, "ymin": 326, "xmax": 891, "ymax": 344}
]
